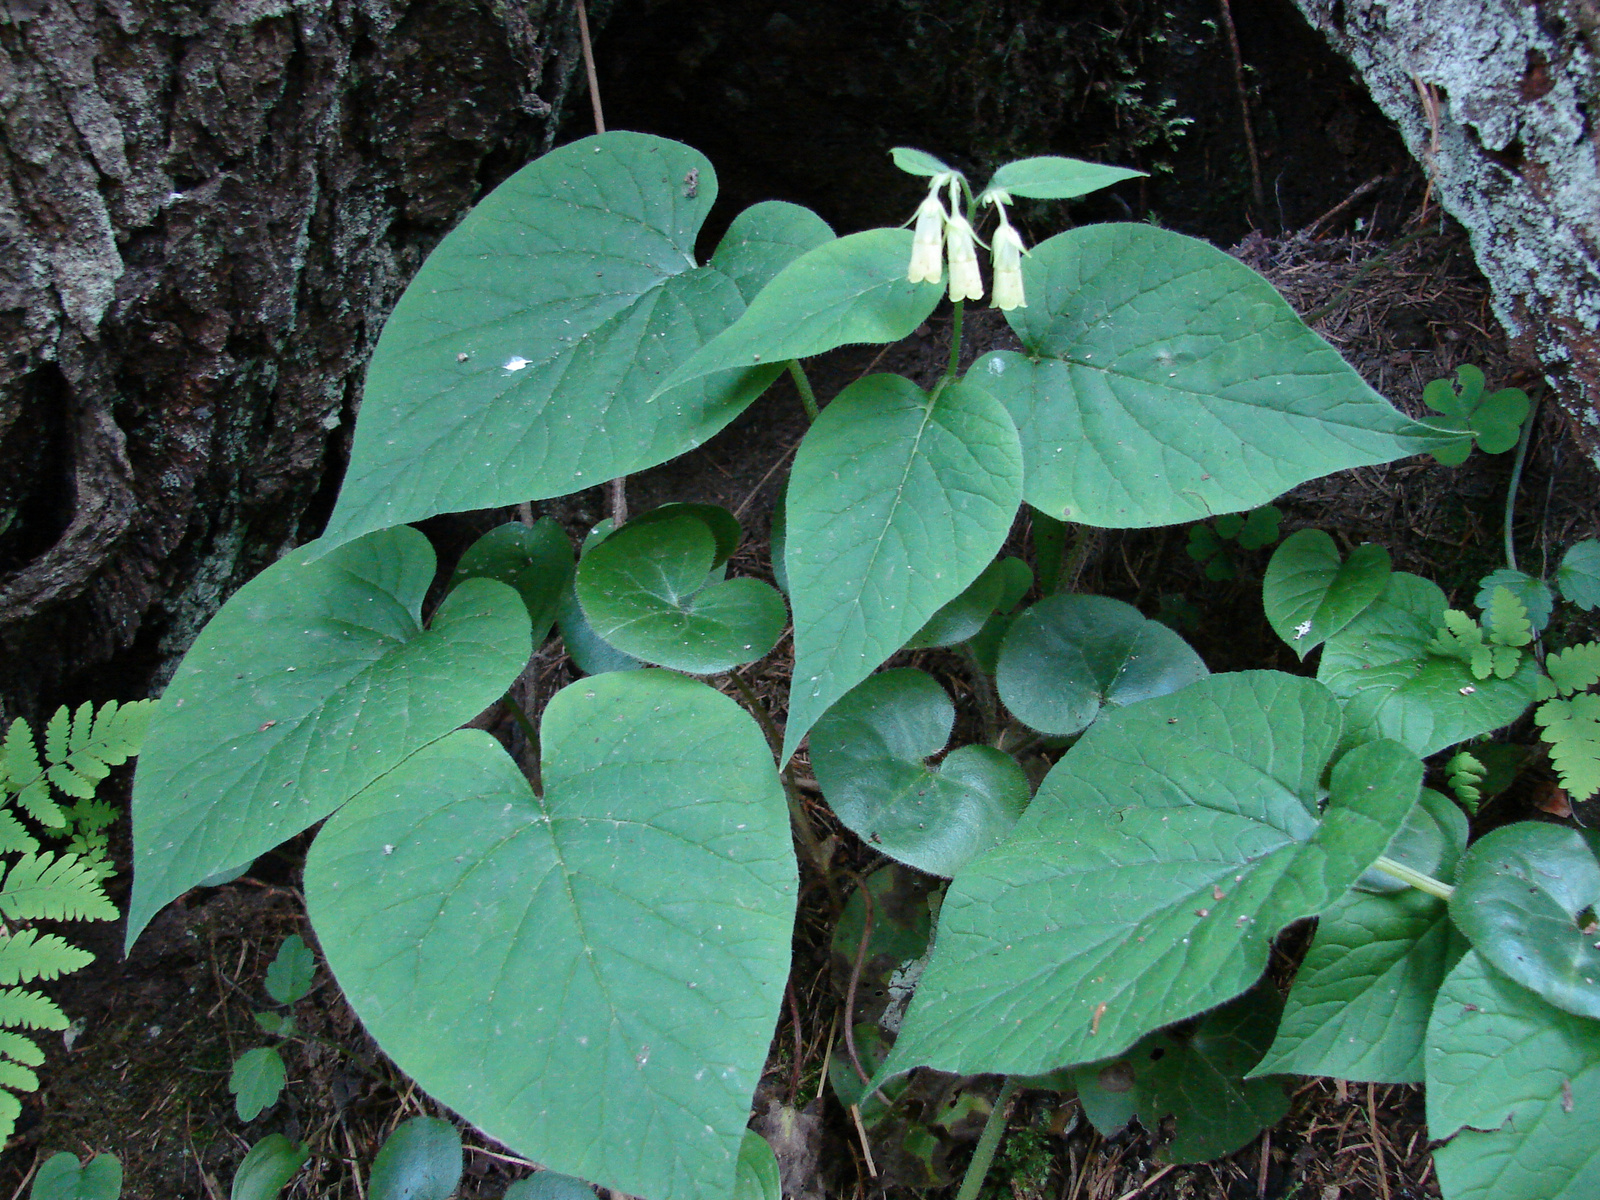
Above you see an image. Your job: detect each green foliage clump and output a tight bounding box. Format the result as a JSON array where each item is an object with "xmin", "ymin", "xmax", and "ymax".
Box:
[{"xmin": 1534, "ymin": 642, "xmax": 1600, "ymax": 801}]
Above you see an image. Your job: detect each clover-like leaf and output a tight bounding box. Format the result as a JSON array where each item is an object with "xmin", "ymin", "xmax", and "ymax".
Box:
[
  {"xmin": 321, "ymin": 133, "xmax": 783, "ymax": 550},
  {"xmin": 304, "ymin": 671, "xmax": 795, "ymax": 1200},
  {"xmin": 996, "ymin": 594, "xmax": 1208, "ymax": 737},
  {"xmin": 982, "ymin": 156, "xmax": 1144, "ymax": 201},
  {"xmin": 368, "ymin": 1117, "xmax": 462, "ymax": 1200},
  {"xmin": 1263, "ymin": 530, "xmax": 1391, "ymax": 657},
  {"xmin": 969, "ymin": 224, "xmax": 1454, "ymax": 526},
  {"xmin": 1073, "ymin": 986, "xmax": 1288, "ymax": 1163},
  {"xmin": 1426, "ymin": 950, "xmax": 1600, "ymax": 1200},
  {"xmin": 710, "ymin": 201, "xmax": 835, "ymax": 304},
  {"xmin": 1450, "ymin": 821, "xmax": 1600, "ymax": 1020},
  {"xmin": 810, "ymin": 669, "xmax": 1030, "ymax": 877},
  {"xmin": 782, "ymin": 375, "xmax": 1023, "ymax": 762},
  {"xmin": 880, "ymin": 674, "xmax": 1422, "ymax": 1079},
  {"xmin": 575, "ymin": 512, "xmax": 785, "ymax": 674},
  {"xmin": 1318, "ymin": 571, "xmax": 1538, "ymax": 756},
  {"xmin": 451, "ymin": 519, "xmax": 574, "ymax": 645},
  {"xmin": 1253, "ymin": 789, "xmax": 1467, "ymax": 1083},
  {"xmin": 656, "ymin": 231, "xmax": 943, "ymax": 399},
  {"xmin": 128, "ymin": 528, "xmax": 532, "ymax": 945},
  {"xmin": 1557, "ymin": 539, "xmax": 1600, "ymax": 611}
]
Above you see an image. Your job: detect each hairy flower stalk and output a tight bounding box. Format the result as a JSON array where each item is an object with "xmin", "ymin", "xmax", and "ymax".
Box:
[{"xmin": 990, "ymin": 211, "xmax": 1028, "ymax": 310}]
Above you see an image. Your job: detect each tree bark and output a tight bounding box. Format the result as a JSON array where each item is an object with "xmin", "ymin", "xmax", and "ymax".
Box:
[
  {"xmin": 0, "ymin": 0, "xmax": 600, "ymax": 717},
  {"xmin": 1290, "ymin": 0, "xmax": 1600, "ymax": 467}
]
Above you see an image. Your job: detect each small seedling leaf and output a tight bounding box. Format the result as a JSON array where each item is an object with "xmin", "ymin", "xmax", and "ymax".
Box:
[
  {"xmin": 502, "ymin": 1172, "xmax": 599, "ymax": 1200},
  {"xmin": 29, "ymin": 1152, "xmax": 122, "ymax": 1200},
  {"xmin": 264, "ymin": 935, "xmax": 315, "ymax": 1006},
  {"xmin": 229, "ymin": 1046, "xmax": 286, "ymax": 1122},
  {"xmin": 367, "ymin": 1117, "xmax": 462, "ymax": 1200},
  {"xmin": 230, "ymin": 1134, "xmax": 308, "ymax": 1200},
  {"xmin": 731, "ymin": 1132, "xmax": 782, "ymax": 1200}
]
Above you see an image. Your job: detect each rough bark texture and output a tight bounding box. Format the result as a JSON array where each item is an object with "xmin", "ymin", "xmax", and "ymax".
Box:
[
  {"xmin": 0, "ymin": 0, "xmax": 599, "ymax": 716},
  {"xmin": 1291, "ymin": 0, "xmax": 1600, "ymax": 466}
]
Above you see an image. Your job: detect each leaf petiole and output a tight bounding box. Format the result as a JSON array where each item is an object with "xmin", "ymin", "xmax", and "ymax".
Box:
[
  {"xmin": 787, "ymin": 359, "xmax": 819, "ymax": 422},
  {"xmin": 1368, "ymin": 854, "xmax": 1455, "ymax": 901}
]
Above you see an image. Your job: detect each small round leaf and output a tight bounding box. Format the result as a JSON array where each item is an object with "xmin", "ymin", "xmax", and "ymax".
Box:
[
  {"xmin": 1263, "ymin": 529, "xmax": 1391, "ymax": 657},
  {"xmin": 367, "ymin": 1117, "xmax": 462, "ymax": 1200}
]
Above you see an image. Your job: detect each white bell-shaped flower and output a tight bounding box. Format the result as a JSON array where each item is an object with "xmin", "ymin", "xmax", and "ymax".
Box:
[
  {"xmin": 990, "ymin": 216, "xmax": 1028, "ymax": 310},
  {"xmin": 945, "ymin": 213, "xmax": 984, "ymax": 302},
  {"xmin": 907, "ymin": 190, "xmax": 947, "ymax": 284}
]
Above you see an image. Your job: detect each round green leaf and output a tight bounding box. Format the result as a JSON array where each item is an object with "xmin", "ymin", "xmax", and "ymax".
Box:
[
  {"xmin": 576, "ymin": 513, "xmax": 785, "ymax": 674},
  {"xmin": 1426, "ymin": 950, "xmax": 1600, "ymax": 1200},
  {"xmin": 1557, "ymin": 539, "xmax": 1600, "ymax": 611},
  {"xmin": 811, "ymin": 670, "xmax": 1030, "ymax": 877},
  {"xmin": 229, "ymin": 1047, "xmax": 286, "ymax": 1122},
  {"xmin": 451, "ymin": 519, "xmax": 575, "ymax": 644},
  {"xmin": 655, "ymin": 230, "xmax": 943, "ymax": 400},
  {"xmin": 1474, "ymin": 568, "xmax": 1554, "ymax": 632},
  {"xmin": 128, "ymin": 527, "xmax": 533, "ymax": 945},
  {"xmin": 30, "ymin": 1153, "xmax": 122, "ymax": 1200},
  {"xmin": 732, "ymin": 1132, "xmax": 782, "ymax": 1200},
  {"xmin": 782, "ymin": 375, "xmax": 1023, "ymax": 763},
  {"xmin": 1254, "ymin": 789, "xmax": 1468, "ymax": 1084},
  {"xmin": 625, "ymin": 503, "xmax": 743, "ymax": 571},
  {"xmin": 983, "ymin": 156, "xmax": 1144, "ymax": 201},
  {"xmin": 1263, "ymin": 530, "xmax": 1391, "ymax": 657},
  {"xmin": 322, "ymin": 132, "xmax": 783, "ymax": 549},
  {"xmin": 1317, "ymin": 571, "xmax": 1538, "ymax": 756},
  {"xmin": 264, "ymin": 934, "xmax": 315, "ymax": 1006},
  {"xmin": 230, "ymin": 1135, "xmax": 308, "ymax": 1200},
  {"xmin": 1450, "ymin": 821, "xmax": 1600, "ymax": 1020},
  {"xmin": 880, "ymin": 675, "xmax": 1423, "ymax": 1079},
  {"xmin": 971, "ymin": 224, "xmax": 1454, "ymax": 527},
  {"xmin": 304, "ymin": 671, "xmax": 795, "ymax": 1200},
  {"xmin": 904, "ymin": 557, "xmax": 1012, "ymax": 650},
  {"xmin": 1073, "ymin": 986, "xmax": 1288, "ymax": 1163},
  {"xmin": 710, "ymin": 201, "xmax": 835, "ymax": 304},
  {"xmin": 996, "ymin": 594, "xmax": 1208, "ymax": 737},
  {"xmin": 368, "ymin": 1117, "xmax": 462, "ymax": 1200}
]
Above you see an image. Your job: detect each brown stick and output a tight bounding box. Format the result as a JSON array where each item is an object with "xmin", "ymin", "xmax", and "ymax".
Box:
[{"xmin": 1218, "ymin": 0, "xmax": 1266, "ymax": 223}]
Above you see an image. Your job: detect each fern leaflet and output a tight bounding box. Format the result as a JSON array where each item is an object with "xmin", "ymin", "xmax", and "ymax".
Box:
[
  {"xmin": 0, "ymin": 930, "xmax": 95, "ymax": 986},
  {"xmin": 0, "ymin": 988, "xmax": 68, "ymax": 1031},
  {"xmin": 0, "ymin": 853, "xmax": 118, "ymax": 922}
]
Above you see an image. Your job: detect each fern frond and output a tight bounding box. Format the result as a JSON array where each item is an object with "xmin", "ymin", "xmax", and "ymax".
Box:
[
  {"xmin": 1429, "ymin": 609, "xmax": 1484, "ymax": 660},
  {"xmin": 1545, "ymin": 642, "xmax": 1600, "ymax": 698},
  {"xmin": 0, "ymin": 720, "xmax": 40, "ymax": 797},
  {"xmin": 1484, "ymin": 586, "xmax": 1533, "ymax": 647},
  {"xmin": 0, "ymin": 854, "xmax": 116, "ymax": 922},
  {"xmin": 0, "ymin": 988, "xmax": 68, "ymax": 1030},
  {"xmin": 66, "ymin": 799, "xmax": 117, "ymax": 835},
  {"xmin": 41, "ymin": 708, "xmax": 70, "ymax": 775},
  {"xmin": 1536, "ymin": 693, "xmax": 1600, "ymax": 801},
  {"xmin": 0, "ymin": 1088, "xmax": 18, "ymax": 1144},
  {"xmin": 11, "ymin": 778, "xmax": 63, "ymax": 829},
  {"xmin": 0, "ymin": 929, "xmax": 94, "ymax": 986},
  {"xmin": 0, "ymin": 1030, "xmax": 44, "ymax": 1067},
  {"xmin": 0, "ymin": 1058, "xmax": 38, "ymax": 1094},
  {"xmin": 1446, "ymin": 750, "xmax": 1486, "ymax": 808},
  {"xmin": 0, "ymin": 812, "xmax": 37, "ymax": 856},
  {"xmin": 85, "ymin": 698, "xmax": 154, "ymax": 765}
]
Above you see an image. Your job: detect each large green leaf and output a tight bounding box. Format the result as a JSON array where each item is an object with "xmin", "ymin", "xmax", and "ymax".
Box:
[
  {"xmin": 969, "ymin": 224, "xmax": 1452, "ymax": 526},
  {"xmin": 1252, "ymin": 789, "xmax": 1467, "ymax": 1083},
  {"xmin": 710, "ymin": 202, "xmax": 835, "ymax": 304},
  {"xmin": 451, "ymin": 519, "xmax": 574, "ymax": 646},
  {"xmin": 810, "ymin": 669, "xmax": 1030, "ymax": 877},
  {"xmin": 1262, "ymin": 530, "xmax": 1391, "ymax": 658},
  {"xmin": 879, "ymin": 674, "xmax": 1421, "ymax": 1079},
  {"xmin": 1450, "ymin": 822, "xmax": 1600, "ymax": 1020},
  {"xmin": 1073, "ymin": 986, "xmax": 1288, "ymax": 1163},
  {"xmin": 321, "ymin": 133, "xmax": 781, "ymax": 550},
  {"xmin": 304, "ymin": 671, "xmax": 795, "ymax": 1200},
  {"xmin": 782, "ymin": 375, "xmax": 1022, "ymax": 762},
  {"xmin": 1317, "ymin": 571, "xmax": 1539, "ymax": 756},
  {"xmin": 656, "ymin": 231, "xmax": 943, "ymax": 399},
  {"xmin": 1426, "ymin": 950, "xmax": 1600, "ymax": 1200},
  {"xmin": 128, "ymin": 528, "xmax": 531, "ymax": 945},
  {"xmin": 995, "ymin": 594, "xmax": 1208, "ymax": 737},
  {"xmin": 575, "ymin": 512, "xmax": 785, "ymax": 674}
]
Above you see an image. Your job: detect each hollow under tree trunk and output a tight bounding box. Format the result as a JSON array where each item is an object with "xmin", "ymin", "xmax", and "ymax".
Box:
[
  {"xmin": 1290, "ymin": 0, "xmax": 1600, "ymax": 468},
  {"xmin": 0, "ymin": 0, "xmax": 603, "ymax": 718}
]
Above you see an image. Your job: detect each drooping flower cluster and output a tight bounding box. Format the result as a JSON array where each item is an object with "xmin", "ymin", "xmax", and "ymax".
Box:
[{"xmin": 904, "ymin": 176, "xmax": 1029, "ymax": 310}]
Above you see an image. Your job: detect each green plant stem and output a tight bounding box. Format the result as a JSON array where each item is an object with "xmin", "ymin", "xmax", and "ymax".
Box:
[
  {"xmin": 954, "ymin": 1076, "xmax": 1018, "ymax": 1200},
  {"xmin": 787, "ymin": 360, "xmax": 820, "ymax": 423},
  {"xmin": 727, "ymin": 671, "xmax": 835, "ymax": 886},
  {"xmin": 500, "ymin": 692, "xmax": 542, "ymax": 794},
  {"xmin": 961, "ymin": 645, "xmax": 1001, "ymax": 744},
  {"xmin": 1503, "ymin": 392, "xmax": 1540, "ymax": 573},
  {"xmin": 947, "ymin": 299, "xmax": 965, "ymax": 379},
  {"xmin": 1369, "ymin": 855, "xmax": 1455, "ymax": 901}
]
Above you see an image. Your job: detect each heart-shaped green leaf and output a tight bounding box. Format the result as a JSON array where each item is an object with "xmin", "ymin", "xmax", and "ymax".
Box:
[
  {"xmin": 1557, "ymin": 540, "xmax": 1600, "ymax": 611},
  {"xmin": 321, "ymin": 133, "xmax": 782, "ymax": 550},
  {"xmin": 231, "ymin": 1135, "xmax": 308, "ymax": 1200},
  {"xmin": 783, "ymin": 375, "xmax": 1023, "ymax": 762},
  {"xmin": 1253, "ymin": 789, "xmax": 1468, "ymax": 1083},
  {"xmin": 575, "ymin": 512, "xmax": 785, "ymax": 674},
  {"xmin": 624, "ymin": 503, "xmax": 743, "ymax": 571},
  {"xmin": 1317, "ymin": 571, "xmax": 1538, "ymax": 756},
  {"xmin": 1426, "ymin": 950, "xmax": 1600, "ymax": 1200},
  {"xmin": 982, "ymin": 157, "xmax": 1144, "ymax": 201},
  {"xmin": 1263, "ymin": 530, "xmax": 1391, "ymax": 657},
  {"xmin": 996, "ymin": 594, "xmax": 1208, "ymax": 737},
  {"xmin": 1073, "ymin": 986, "xmax": 1288, "ymax": 1163},
  {"xmin": 880, "ymin": 674, "xmax": 1422, "ymax": 1079},
  {"xmin": 304, "ymin": 671, "xmax": 795, "ymax": 1200},
  {"xmin": 710, "ymin": 201, "xmax": 835, "ymax": 304},
  {"xmin": 451, "ymin": 519, "xmax": 574, "ymax": 645},
  {"xmin": 969, "ymin": 224, "xmax": 1453, "ymax": 526},
  {"xmin": 810, "ymin": 669, "xmax": 1030, "ymax": 877},
  {"xmin": 656, "ymin": 231, "xmax": 943, "ymax": 399},
  {"xmin": 1450, "ymin": 822, "xmax": 1600, "ymax": 1020},
  {"xmin": 128, "ymin": 527, "xmax": 532, "ymax": 945},
  {"xmin": 904, "ymin": 557, "xmax": 1016, "ymax": 650},
  {"xmin": 368, "ymin": 1117, "xmax": 462, "ymax": 1200},
  {"xmin": 31, "ymin": 1153, "xmax": 122, "ymax": 1200}
]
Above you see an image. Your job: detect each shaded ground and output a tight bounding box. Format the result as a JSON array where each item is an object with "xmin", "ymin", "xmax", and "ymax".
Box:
[{"xmin": 7, "ymin": 198, "xmax": 1597, "ymax": 1199}]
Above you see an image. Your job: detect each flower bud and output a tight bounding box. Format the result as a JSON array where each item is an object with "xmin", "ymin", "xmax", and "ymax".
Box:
[
  {"xmin": 990, "ymin": 220, "xmax": 1028, "ymax": 310},
  {"xmin": 907, "ymin": 192, "xmax": 947, "ymax": 284},
  {"xmin": 945, "ymin": 213, "xmax": 984, "ymax": 302}
]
